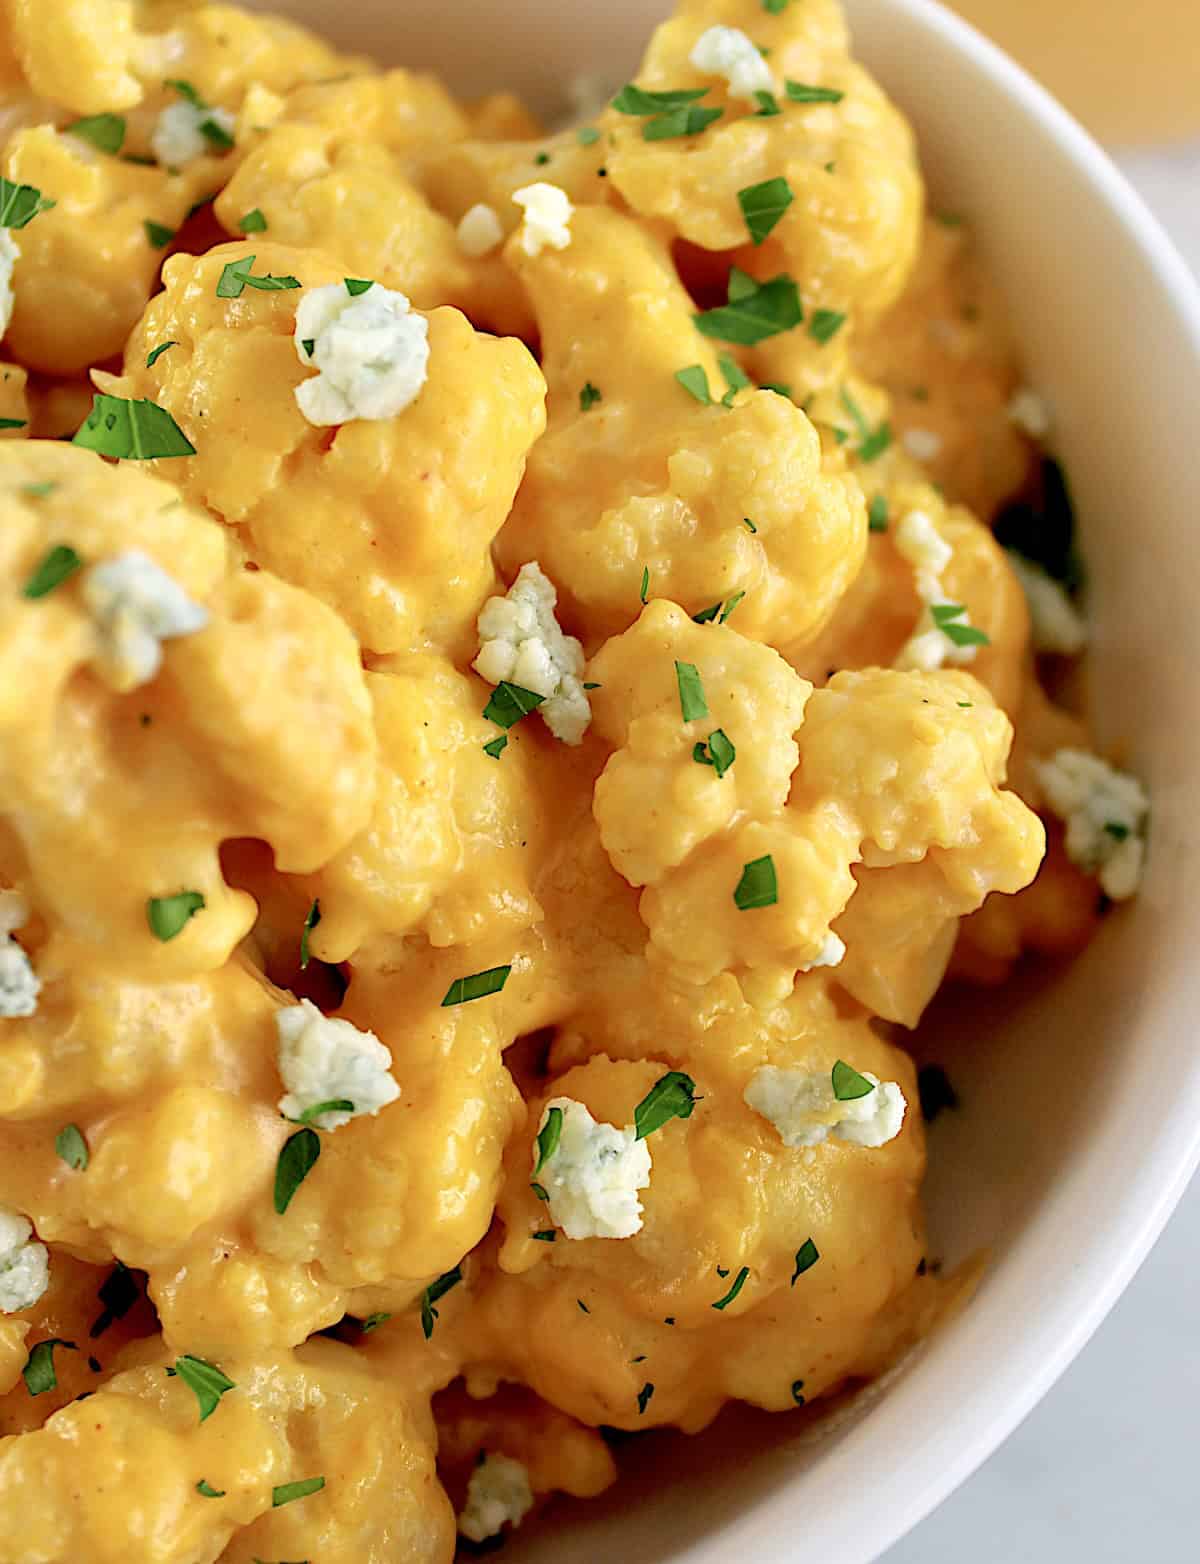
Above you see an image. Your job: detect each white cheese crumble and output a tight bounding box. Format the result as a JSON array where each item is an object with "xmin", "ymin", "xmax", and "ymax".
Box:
[
  {"xmin": 1007, "ymin": 387, "xmax": 1052, "ymax": 439},
  {"xmin": 456, "ymin": 203, "xmax": 504, "ymax": 258},
  {"xmin": 689, "ymin": 25, "xmax": 777, "ymax": 102},
  {"xmin": 458, "ymin": 1453, "xmax": 534, "ymax": 1544},
  {"xmin": 151, "ymin": 99, "xmax": 236, "ymax": 168},
  {"xmin": 744, "ymin": 1067, "xmax": 907, "ymax": 1150},
  {"xmin": 82, "ymin": 550, "xmax": 208, "ymax": 693},
  {"xmin": 0, "ymin": 230, "xmax": 19, "ymax": 340},
  {"xmin": 534, "ymin": 1098, "xmax": 651, "ymax": 1240},
  {"xmin": 893, "ymin": 508, "xmax": 981, "ymax": 672},
  {"xmin": 798, "ymin": 931, "xmax": 846, "ymax": 974},
  {"xmin": 1007, "ymin": 552, "xmax": 1087, "ymax": 657},
  {"xmin": 0, "ymin": 890, "xmax": 38, "ymax": 1019},
  {"xmin": 1034, "ymin": 747, "xmax": 1148, "ymax": 901},
  {"xmin": 275, "ymin": 998, "xmax": 400, "ymax": 1131},
  {"xmin": 511, "ymin": 183, "xmax": 574, "ymax": 257},
  {"xmin": 474, "ymin": 562, "xmax": 591, "ymax": 745},
  {"xmin": 294, "ymin": 281, "xmax": 430, "ymax": 427},
  {"xmin": 0, "ymin": 1205, "xmax": 49, "ymax": 1313},
  {"xmin": 902, "ymin": 427, "xmax": 943, "ymax": 463}
]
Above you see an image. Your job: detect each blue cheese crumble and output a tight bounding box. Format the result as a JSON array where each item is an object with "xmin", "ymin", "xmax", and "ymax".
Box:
[
  {"xmin": 458, "ymin": 1453, "xmax": 534, "ymax": 1543},
  {"xmin": 474, "ymin": 562, "xmax": 591, "ymax": 744},
  {"xmin": 533, "ymin": 1098, "xmax": 652, "ymax": 1240},
  {"xmin": 0, "ymin": 1204, "xmax": 49, "ymax": 1313},
  {"xmin": 293, "ymin": 281, "xmax": 430, "ymax": 427},
  {"xmin": 82, "ymin": 550, "xmax": 209, "ymax": 692},
  {"xmin": 275, "ymin": 999, "xmax": 400, "ymax": 1130},
  {"xmin": 1034, "ymin": 748, "xmax": 1148, "ymax": 901},
  {"xmin": 744, "ymin": 1066, "xmax": 907, "ymax": 1150},
  {"xmin": 0, "ymin": 891, "xmax": 38, "ymax": 1019}
]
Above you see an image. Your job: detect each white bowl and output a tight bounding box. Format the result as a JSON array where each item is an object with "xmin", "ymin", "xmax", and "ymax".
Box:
[{"xmin": 248, "ymin": 0, "xmax": 1200, "ymax": 1556}]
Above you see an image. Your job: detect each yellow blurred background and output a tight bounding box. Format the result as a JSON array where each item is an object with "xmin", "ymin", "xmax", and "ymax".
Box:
[{"xmin": 948, "ymin": 0, "xmax": 1200, "ymax": 145}]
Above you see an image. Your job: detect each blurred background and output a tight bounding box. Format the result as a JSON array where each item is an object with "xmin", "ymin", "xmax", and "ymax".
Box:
[{"xmin": 887, "ymin": 9, "xmax": 1199, "ymax": 1561}]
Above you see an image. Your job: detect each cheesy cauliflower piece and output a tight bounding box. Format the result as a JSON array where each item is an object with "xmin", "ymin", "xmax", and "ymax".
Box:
[
  {"xmin": 533, "ymin": 1098, "xmax": 652, "ymax": 1240},
  {"xmin": 1035, "ymin": 748, "xmax": 1148, "ymax": 901},
  {"xmin": 81, "ymin": 549, "xmax": 209, "ymax": 692},
  {"xmin": 0, "ymin": 891, "xmax": 38, "ymax": 1019},
  {"xmin": 275, "ymin": 999, "xmax": 401, "ymax": 1131},
  {"xmin": 458, "ymin": 1451, "xmax": 535, "ymax": 1542},
  {"xmin": 474, "ymin": 562, "xmax": 591, "ymax": 745},
  {"xmin": 293, "ymin": 280, "xmax": 430, "ymax": 427},
  {"xmin": 0, "ymin": 1204, "xmax": 48, "ymax": 1313},
  {"xmin": 744, "ymin": 1065, "xmax": 906, "ymax": 1149}
]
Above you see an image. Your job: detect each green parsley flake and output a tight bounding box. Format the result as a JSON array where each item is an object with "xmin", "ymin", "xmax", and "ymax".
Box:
[
  {"xmin": 196, "ymin": 1480, "xmax": 225, "ymax": 1498},
  {"xmin": 272, "ymin": 1476, "xmax": 325, "ymax": 1508},
  {"xmin": 579, "ymin": 381, "xmax": 602, "ymax": 412},
  {"xmin": 1104, "ymin": 821, "xmax": 1130, "ymax": 841},
  {"xmin": 785, "ymin": 81, "xmax": 845, "ymax": 104},
  {"xmin": 611, "ymin": 85, "xmax": 710, "ymax": 115},
  {"xmin": 143, "ymin": 220, "xmax": 174, "ymax": 250},
  {"xmin": 146, "ymin": 891, "xmax": 204, "ymax": 942},
  {"xmin": 344, "ymin": 277, "xmax": 374, "ymax": 297},
  {"xmin": 274, "ymin": 1127, "xmax": 320, "ymax": 1215},
  {"xmin": 692, "ymin": 602, "xmax": 721, "ymax": 624},
  {"xmin": 931, "ymin": 602, "xmax": 990, "ymax": 647},
  {"xmin": 361, "ymin": 1312, "xmax": 391, "ymax": 1332},
  {"xmin": 55, "ymin": 1123, "xmax": 89, "ymax": 1171},
  {"xmin": 743, "ymin": 516, "xmax": 758, "ymax": 533},
  {"xmin": 301, "ymin": 337, "xmax": 315, "ymax": 358},
  {"xmin": 483, "ymin": 681, "xmax": 545, "ymax": 730},
  {"xmin": 441, "ymin": 965, "xmax": 511, "ymax": 1007},
  {"xmin": 578, "ymin": 1299, "xmax": 591, "ymax": 1313},
  {"xmin": 420, "ymin": 1266, "xmax": 463, "ymax": 1340},
  {"xmin": 0, "ymin": 417, "xmax": 25, "ymax": 430},
  {"xmin": 483, "ymin": 734, "xmax": 508, "ymax": 760},
  {"xmin": 576, "ymin": 126, "xmax": 601, "ymax": 146},
  {"xmin": 753, "ymin": 89, "xmax": 781, "ymax": 116},
  {"xmin": 640, "ymin": 566, "xmax": 650, "ymax": 605},
  {"xmin": 838, "ymin": 387, "xmax": 891, "ymax": 462},
  {"xmin": 23, "ymin": 1339, "xmax": 76, "ymax": 1397},
  {"xmin": 791, "ymin": 1238, "xmax": 820, "ymax": 1282},
  {"xmin": 534, "ymin": 1105, "xmax": 564, "ymax": 1174},
  {"xmin": 67, "ymin": 114, "xmax": 126, "ymax": 155},
  {"xmin": 20, "ymin": 481, "xmax": 56, "ymax": 499},
  {"xmin": 791, "ymin": 1380, "xmax": 806, "ymax": 1405},
  {"xmin": 238, "ymin": 208, "xmax": 268, "ymax": 234},
  {"xmin": 643, "ymin": 104, "xmax": 723, "ymax": 140},
  {"xmin": 675, "ymin": 364, "xmax": 713, "ymax": 404},
  {"xmin": 759, "ymin": 381, "xmax": 793, "ymax": 399},
  {"xmin": 531, "ymin": 1229, "xmax": 556, "ymax": 1242},
  {"xmin": 90, "ymin": 1263, "xmax": 138, "ymax": 1338},
  {"xmin": 633, "ymin": 1071, "xmax": 698, "ymax": 1141},
  {"xmin": 146, "ymin": 340, "xmax": 179, "ymax": 369},
  {"xmin": 299, "ymin": 898, "xmax": 320, "ymax": 970},
  {"xmin": 720, "ymin": 591, "xmax": 745, "ymax": 622},
  {"xmin": 73, "ymin": 393, "xmax": 196, "ymax": 460},
  {"xmin": 694, "ymin": 268, "xmax": 802, "ymax": 346},
  {"xmin": 637, "ymin": 1382, "xmax": 654, "ymax": 1415},
  {"xmin": 718, "ymin": 352, "xmax": 752, "ymax": 406},
  {"xmin": 763, "ymin": 0, "xmax": 790, "ymax": 11},
  {"xmin": 0, "ymin": 177, "xmax": 54, "ymax": 230},
  {"xmin": 809, "ymin": 308, "xmax": 846, "ymax": 344},
  {"xmin": 534, "ymin": 151, "xmax": 551, "ymax": 166},
  {"xmin": 868, "ymin": 494, "xmax": 889, "ymax": 532},
  {"xmin": 711, "ymin": 1265, "xmax": 750, "ymax": 1311},
  {"xmin": 531, "ymin": 1181, "xmax": 549, "ymax": 1201},
  {"xmin": 216, "ymin": 255, "xmax": 301, "ymax": 298},
  {"xmin": 22, "ymin": 544, "xmax": 82, "ymax": 600},
  {"xmin": 734, "ymin": 854, "xmax": 777, "ymax": 910},
  {"xmin": 693, "ymin": 728, "xmax": 736, "ymax": 778},
  {"xmin": 169, "ymin": 1355, "xmax": 235, "ymax": 1422},
  {"xmin": 293, "ymin": 1098, "xmax": 354, "ymax": 1126},
  {"xmin": 831, "ymin": 1059, "xmax": 875, "ymax": 1102},
  {"xmin": 738, "ymin": 176, "xmax": 793, "ymax": 246},
  {"xmin": 674, "ymin": 660, "xmax": 708, "ymax": 723}
]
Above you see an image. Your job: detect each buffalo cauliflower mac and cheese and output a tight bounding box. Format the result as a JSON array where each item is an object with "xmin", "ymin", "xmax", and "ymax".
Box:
[{"xmin": 0, "ymin": 0, "xmax": 1147, "ymax": 1557}]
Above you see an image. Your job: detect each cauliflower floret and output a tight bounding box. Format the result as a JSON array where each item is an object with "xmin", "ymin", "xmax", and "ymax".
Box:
[
  {"xmin": 534, "ymin": 1098, "xmax": 652, "ymax": 1241},
  {"xmin": 1034, "ymin": 748, "xmax": 1148, "ymax": 901},
  {"xmin": 458, "ymin": 1452, "xmax": 535, "ymax": 1544},
  {"xmin": 457, "ymin": 203, "xmax": 505, "ymax": 258},
  {"xmin": 0, "ymin": 1205, "xmax": 49, "ymax": 1313},
  {"xmin": 1007, "ymin": 553, "xmax": 1087, "ymax": 656},
  {"xmin": 293, "ymin": 280, "xmax": 431, "ymax": 427},
  {"xmin": 151, "ymin": 98, "xmax": 236, "ymax": 169},
  {"xmin": 512, "ymin": 183, "xmax": 574, "ymax": 257},
  {"xmin": 0, "ymin": 889, "xmax": 38, "ymax": 1020},
  {"xmin": 0, "ymin": 231, "xmax": 19, "ymax": 340},
  {"xmin": 893, "ymin": 509, "xmax": 982, "ymax": 671},
  {"xmin": 744, "ymin": 1066, "xmax": 907, "ymax": 1150},
  {"xmin": 474, "ymin": 562, "xmax": 591, "ymax": 745},
  {"xmin": 81, "ymin": 550, "xmax": 209, "ymax": 693},
  {"xmin": 275, "ymin": 998, "xmax": 401, "ymax": 1130},
  {"xmin": 688, "ymin": 25, "xmax": 777, "ymax": 103}
]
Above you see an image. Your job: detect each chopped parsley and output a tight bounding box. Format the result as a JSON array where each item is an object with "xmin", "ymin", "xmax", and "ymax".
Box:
[
  {"xmin": 763, "ymin": 0, "xmax": 790, "ymax": 11},
  {"xmin": 420, "ymin": 1266, "xmax": 463, "ymax": 1340},
  {"xmin": 361, "ymin": 1311, "xmax": 391, "ymax": 1332},
  {"xmin": 693, "ymin": 728, "xmax": 736, "ymax": 778},
  {"xmin": 674, "ymin": 660, "xmax": 708, "ymax": 722},
  {"xmin": 301, "ymin": 337, "xmax": 316, "ymax": 357},
  {"xmin": 738, "ymin": 176, "xmax": 793, "ymax": 246},
  {"xmin": 90, "ymin": 1263, "xmax": 139, "ymax": 1338},
  {"xmin": 274, "ymin": 1127, "xmax": 320, "ymax": 1214},
  {"xmin": 215, "ymin": 255, "xmax": 301, "ymax": 298},
  {"xmin": 533, "ymin": 1105, "xmax": 564, "ymax": 1174},
  {"xmin": 831, "ymin": 1060, "xmax": 875, "ymax": 1102},
  {"xmin": 675, "ymin": 364, "xmax": 713, "ymax": 404},
  {"xmin": 1105, "ymin": 821, "xmax": 1130, "ymax": 841},
  {"xmin": 143, "ymin": 220, "xmax": 174, "ymax": 250},
  {"xmin": 694, "ymin": 267, "xmax": 802, "ymax": 346},
  {"xmin": 711, "ymin": 1265, "xmax": 750, "ymax": 1311},
  {"xmin": 164, "ymin": 80, "xmax": 235, "ymax": 151},
  {"xmin": 733, "ymin": 854, "xmax": 777, "ymax": 910},
  {"xmin": 578, "ymin": 1299, "xmax": 591, "ymax": 1313},
  {"xmin": 22, "ymin": 544, "xmax": 82, "ymax": 600},
  {"xmin": 579, "ymin": 381, "xmax": 602, "ymax": 412},
  {"xmin": 637, "ymin": 1382, "xmax": 654, "ymax": 1415},
  {"xmin": 483, "ymin": 681, "xmax": 545, "ymax": 730},
  {"xmin": 753, "ymin": 89, "xmax": 781, "ymax": 116},
  {"xmin": 146, "ymin": 891, "xmax": 205, "ymax": 942},
  {"xmin": 867, "ymin": 494, "xmax": 889, "ymax": 532},
  {"xmin": 633, "ymin": 1071, "xmax": 698, "ymax": 1141},
  {"xmin": 760, "ymin": 381, "xmax": 793, "ymax": 399},
  {"xmin": 20, "ymin": 481, "xmax": 56, "ymax": 498},
  {"xmin": 441, "ymin": 965, "xmax": 512, "ymax": 1007},
  {"xmin": 718, "ymin": 353, "xmax": 752, "ymax": 405},
  {"xmin": 22, "ymin": 1339, "xmax": 76, "ymax": 1397},
  {"xmin": 168, "ymin": 1355, "xmax": 235, "ymax": 1422},
  {"xmin": 344, "ymin": 277, "xmax": 374, "ymax": 297},
  {"xmin": 0, "ymin": 176, "xmax": 54, "ymax": 229},
  {"xmin": 531, "ymin": 1229, "xmax": 556, "ymax": 1242},
  {"xmin": 743, "ymin": 517, "xmax": 758, "ymax": 533},
  {"xmin": 531, "ymin": 1181, "xmax": 549, "ymax": 1201},
  {"xmin": 720, "ymin": 591, "xmax": 745, "ymax": 622},
  {"xmin": 534, "ymin": 151, "xmax": 551, "ymax": 165},
  {"xmin": 791, "ymin": 1380, "xmax": 805, "ymax": 1406},
  {"xmin": 643, "ymin": 104, "xmax": 723, "ymax": 140},
  {"xmin": 55, "ymin": 1123, "xmax": 88, "ymax": 1171},
  {"xmin": 785, "ymin": 81, "xmax": 845, "ymax": 104},
  {"xmin": 576, "ymin": 126, "xmax": 601, "ymax": 146},
  {"xmin": 611, "ymin": 84, "xmax": 710, "ymax": 115},
  {"xmin": 639, "ymin": 566, "xmax": 650, "ymax": 605},
  {"xmin": 483, "ymin": 735, "xmax": 508, "ymax": 759},
  {"xmin": 67, "ymin": 114, "xmax": 126, "ymax": 154},
  {"xmin": 73, "ymin": 393, "xmax": 195, "ymax": 460},
  {"xmin": 146, "ymin": 340, "xmax": 179, "ymax": 369},
  {"xmin": 196, "ymin": 1480, "xmax": 225, "ymax": 1498},
  {"xmin": 692, "ymin": 602, "xmax": 721, "ymax": 624},
  {"xmin": 839, "ymin": 387, "xmax": 891, "ymax": 462},
  {"xmin": 293, "ymin": 1098, "xmax": 354, "ymax": 1126},
  {"xmin": 238, "ymin": 208, "xmax": 268, "ymax": 234},
  {"xmin": 299, "ymin": 898, "xmax": 320, "ymax": 970},
  {"xmin": 791, "ymin": 1238, "xmax": 820, "ymax": 1282},
  {"xmin": 917, "ymin": 1064, "xmax": 959, "ymax": 1124},
  {"xmin": 0, "ymin": 417, "xmax": 25, "ymax": 430},
  {"xmin": 809, "ymin": 308, "xmax": 846, "ymax": 344},
  {"xmin": 272, "ymin": 1476, "xmax": 325, "ymax": 1508},
  {"xmin": 931, "ymin": 602, "xmax": 990, "ymax": 647}
]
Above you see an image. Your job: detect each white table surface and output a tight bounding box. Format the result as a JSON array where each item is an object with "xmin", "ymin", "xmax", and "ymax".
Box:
[{"xmin": 884, "ymin": 140, "xmax": 1200, "ymax": 1564}]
